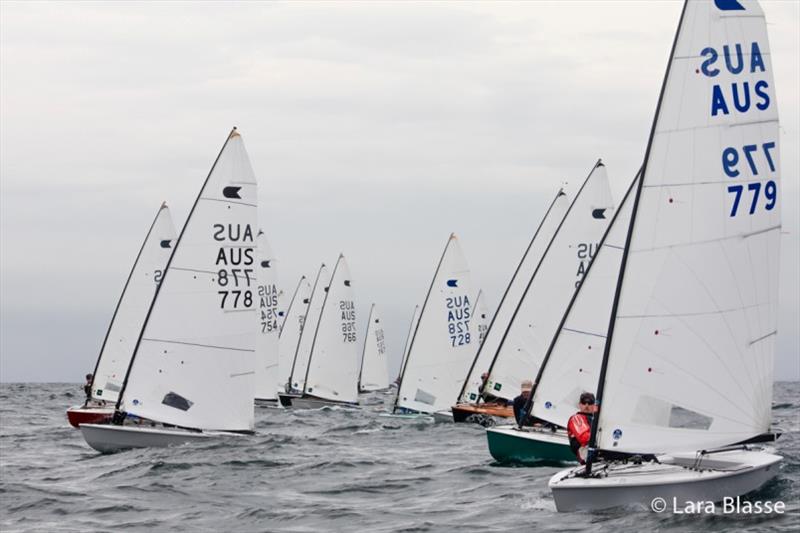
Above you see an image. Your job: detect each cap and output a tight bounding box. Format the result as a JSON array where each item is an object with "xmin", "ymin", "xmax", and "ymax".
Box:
[
  {"xmin": 580, "ymin": 392, "xmax": 596, "ymax": 405},
  {"xmin": 521, "ymin": 380, "xmax": 533, "ymax": 392}
]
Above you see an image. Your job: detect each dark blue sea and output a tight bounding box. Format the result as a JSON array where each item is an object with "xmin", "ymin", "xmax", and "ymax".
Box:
[{"xmin": 1, "ymin": 382, "xmax": 798, "ymax": 532}]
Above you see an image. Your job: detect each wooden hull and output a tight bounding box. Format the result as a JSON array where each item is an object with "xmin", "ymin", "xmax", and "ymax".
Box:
[
  {"xmin": 550, "ymin": 449, "xmax": 782, "ymax": 512},
  {"xmin": 452, "ymin": 403, "xmax": 513, "ymax": 425},
  {"xmin": 66, "ymin": 405, "xmax": 114, "ymax": 428},
  {"xmin": 486, "ymin": 425, "xmax": 575, "ymax": 464}
]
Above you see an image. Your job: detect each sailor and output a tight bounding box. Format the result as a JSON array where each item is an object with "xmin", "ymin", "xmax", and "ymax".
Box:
[
  {"xmin": 567, "ymin": 392, "xmax": 597, "ymax": 463},
  {"xmin": 512, "ymin": 379, "xmax": 533, "ymax": 425},
  {"xmin": 83, "ymin": 373, "xmax": 93, "ymax": 405}
]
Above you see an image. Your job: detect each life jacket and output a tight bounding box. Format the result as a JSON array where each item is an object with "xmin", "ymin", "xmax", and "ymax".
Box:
[{"xmin": 567, "ymin": 412, "xmax": 592, "ymax": 447}]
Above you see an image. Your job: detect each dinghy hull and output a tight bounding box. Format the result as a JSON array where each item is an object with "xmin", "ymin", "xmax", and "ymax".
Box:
[
  {"xmin": 66, "ymin": 406, "xmax": 114, "ymax": 428},
  {"xmin": 80, "ymin": 423, "xmax": 217, "ymax": 453},
  {"xmin": 549, "ymin": 449, "xmax": 782, "ymax": 512},
  {"xmin": 254, "ymin": 398, "xmax": 280, "ymax": 408},
  {"xmin": 290, "ymin": 396, "xmax": 358, "ymax": 410},
  {"xmin": 486, "ymin": 425, "xmax": 574, "ymax": 464},
  {"xmin": 451, "ymin": 403, "xmax": 513, "ymax": 425}
]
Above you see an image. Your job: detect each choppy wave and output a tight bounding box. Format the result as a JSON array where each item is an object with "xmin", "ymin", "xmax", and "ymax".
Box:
[{"xmin": 0, "ymin": 382, "xmax": 798, "ymax": 532}]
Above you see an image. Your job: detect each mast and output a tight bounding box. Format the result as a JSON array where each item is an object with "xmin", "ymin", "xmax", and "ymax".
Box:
[
  {"xmin": 89, "ymin": 201, "xmax": 171, "ymax": 397},
  {"xmin": 392, "ymin": 234, "xmax": 455, "ymax": 414},
  {"xmin": 520, "ymin": 170, "xmax": 641, "ymax": 428},
  {"xmin": 357, "ymin": 303, "xmax": 376, "ymax": 392},
  {"xmin": 286, "ymin": 264, "xmax": 325, "ymax": 390},
  {"xmin": 483, "ymin": 160, "xmax": 603, "ymax": 389},
  {"xmin": 114, "ymin": 128, "xmax": 238, "ymax": 416},
  {"xmin": 585, "ymin": 0, "xmax": 689, "ymax": 475},
  {"xmin": 301, "ymin": 254, "xmax": 343, "ymax": 396},
  {"xmin": 456, "ymin": 188, "xmax": 565, "ymax": 404}
]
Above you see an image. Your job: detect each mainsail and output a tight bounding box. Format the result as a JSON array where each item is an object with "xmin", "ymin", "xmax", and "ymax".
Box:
[
  {"xmin": 278, "ymin": 276, "xmax": 311, "ymax": 393},
  {"xmin": 358, "ymin": 304, "xmax": 390, "ymax": 392},
  {"xmin": 287, "ymin": 264, "xmax": 328, "ymax": 393},
  {"xmin": 394, "ymin": 234, "xmax": 475, "ymax": 414},
  {"xmin": 303, "ymin": 255, "xmax": 359, "ymax": 403},
  {"xmin": 254, "ymin": 230, "xmax": 280, "ymax": 401},
  {"xmin": 531, "ymin": 175, "xmax": 638, "ymax": 428},
  {"xmin": 117, "ymin": 128, "xmax": 259, "ymax": 431},
  {"xmin": 91, "ymin": 203, "xmax": 177, "ymax": 404},
  {"xmin": 458, "ymin": 189, "xmax": 569, "ymax": 404},
  {"xmin": 593, "ymin": 0, "xmax": 780, "ymax": 455},
  {"xmin": 484, "ymin": 162, "xmax": 615, "ymax": 402}
]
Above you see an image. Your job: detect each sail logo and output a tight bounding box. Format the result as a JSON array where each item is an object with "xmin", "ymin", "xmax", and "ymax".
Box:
[
  {"xmin": 699, "ymin": 42, "xmax": 769, "ymax": 117},
  {"xmin": 714, "ymin": 0, "xmax": 744, "ymax": 10}
]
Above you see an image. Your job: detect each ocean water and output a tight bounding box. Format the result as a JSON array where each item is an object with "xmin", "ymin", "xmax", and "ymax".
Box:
[{"xmin": 0, "ymin": 382, "xmax": 798, "ymax": 532}]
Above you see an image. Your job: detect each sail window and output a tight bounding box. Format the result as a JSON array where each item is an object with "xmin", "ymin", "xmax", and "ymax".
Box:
[
  {"xmin": 161, "ymin": 392, "xmax": 194, "ymax": 411},
  {"xmin": 414, "ymin": 389, "xmax": 436, "ymax": 406}
]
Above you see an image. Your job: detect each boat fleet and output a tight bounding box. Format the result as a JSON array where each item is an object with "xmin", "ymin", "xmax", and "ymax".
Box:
[{"xmin": 66, "ymin": 0, "xmax": 785, "ymax": 512}]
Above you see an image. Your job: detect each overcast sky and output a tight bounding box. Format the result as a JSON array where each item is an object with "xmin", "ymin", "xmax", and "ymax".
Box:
[{"xmin": 1, "ymin": 0, "xmax": 798, "ymax": 383}]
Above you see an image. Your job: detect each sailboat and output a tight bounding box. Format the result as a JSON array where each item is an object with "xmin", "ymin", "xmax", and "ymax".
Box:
[
  {"xmin": 254, "ymin": 230, "xmax": 281, "ymax": 406},
  {"xmin": 550, "ymin": 0, "xmax": 782, "ymax": 511},
  {"xmin": 67, "ymin": 202, "xmax": 177, "ymax": 428},
  {"xmin": 80, "ymin": 128, "xmax": 259, "ymax": 453},
  {"xmin": 393, "ymin": 304, "xmax": 420, "ymax": 389},
  {"xmin": 479, "ymin": 161, "xmax": 615, "ymax": 460},
  {"xmin": 277, "ymin": 275, "xmax": 311, "ymax": 400},
  {"xmin": 452, "ymin": 189, "xmax": 568, "ymax": 425},
  {"xmin": 290, "ymin": 254, "xmax": 360, "ymax": 409},
  {"xmin": 279, "ymin": 264, "xmax": 328, "ymax": 407},
  {"xmin": 358, "ymin": 304, "xmax": 390, "ymax": 393},
  {"xmin": 391, "ymin": 234, "xmax": 476, "ymax": 419}
]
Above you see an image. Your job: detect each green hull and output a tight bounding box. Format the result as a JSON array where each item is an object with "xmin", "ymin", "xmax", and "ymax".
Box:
[{"xmin": 486, "ymin": 426, "xmax": 576, "ymax": 465}]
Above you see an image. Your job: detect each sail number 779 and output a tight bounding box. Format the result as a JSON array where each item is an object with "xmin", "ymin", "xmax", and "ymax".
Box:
[{"xmin": 723, "ymin": 142, "xmax": 778, "ymax": 217}]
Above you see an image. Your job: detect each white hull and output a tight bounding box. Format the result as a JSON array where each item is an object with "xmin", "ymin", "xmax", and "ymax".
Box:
[
  {"xmin": 254, "ymin": 397, "xmax": 281, "ymax": 408},
  {"xmin": 550, "ymin": 448, "xmax": 782, "ymax": 512},
  {"xmin": 80, "ymin": 423, "xmax": 244, "ymax": 454}
]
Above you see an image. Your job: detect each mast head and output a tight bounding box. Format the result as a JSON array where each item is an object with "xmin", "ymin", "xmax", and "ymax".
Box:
[{"xmin": 229, "ymin": 126, "xmax": 240, "ymax": 139}]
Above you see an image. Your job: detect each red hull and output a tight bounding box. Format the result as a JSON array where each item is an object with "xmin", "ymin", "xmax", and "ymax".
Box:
[{"xmin": 66, "ymin": 406, "xmax": 113, "ymax": 428}]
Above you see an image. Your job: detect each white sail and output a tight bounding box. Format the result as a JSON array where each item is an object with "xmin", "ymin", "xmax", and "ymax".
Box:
[
  {"xmin": 287, "ymin": 264, "xmax": 328, "ymax": 393},
  {"xmin": 119, "ymin": 129, "xmax": 258, "ymax": 431},
  {"xmin": 359, "ymin": 304, "xmax": 390, "ymax": 392},
  {"xmin": 458, "ymin": 190, "xmax": 570, "ymax": 404},
  {"xmin": 303, "ymin": 255, "xmax": 359, "ymax": 403},
  {"xmin": 485, "ymin": 162, "xmax": 615, "ymax": 401},
  {"xmin": 254, "ymin": 230, "xmax": 280, "ymax": 401},
  {"xmin": 458, "ymin": 289, "xmax": 493, "ymax": 402},
  {"xmin": 396, "ymin": 304, "xmax": 420, "ymax": 383},
  {"xmin": 91, "ymin": 203, "xmax": 177, "ymax": 404},
  {"xmin": 278, "ymin": 275, "xmax": 311, "ymax": 393},
  {"xmin": 395, "ymin": 234, "xmax": 475, "ymax": 414},
  {"xmin": 596, "ymin": 0, "xmax": 779, "ymax": 454},
  {"xmin": 531, "ymin": 176, "xmax": 638, "ymax": 428}
]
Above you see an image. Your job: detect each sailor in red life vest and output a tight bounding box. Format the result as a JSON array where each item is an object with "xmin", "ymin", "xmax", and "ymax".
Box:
[{"xmin": 567, "ymin": 392, "xmax": 597, "ymax": 464}]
